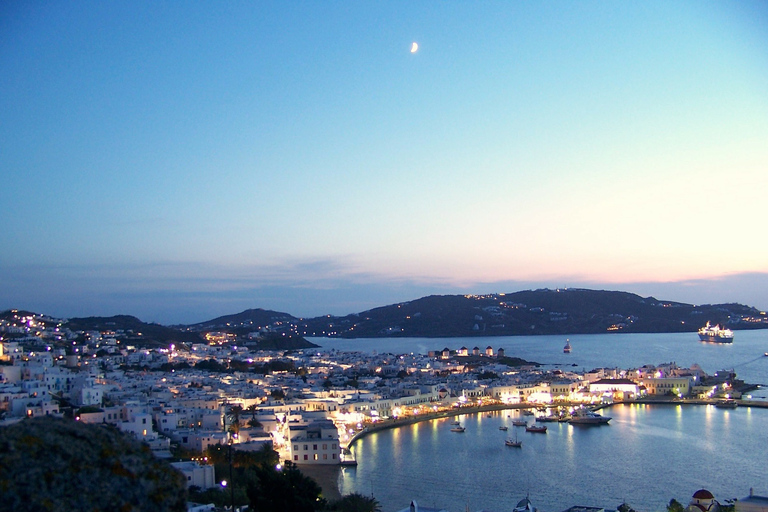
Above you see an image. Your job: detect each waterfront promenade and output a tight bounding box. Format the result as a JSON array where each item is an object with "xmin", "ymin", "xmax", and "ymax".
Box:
[{"xmin": 343, "ymin": 397, "xmax": 768, "ymax": 448}]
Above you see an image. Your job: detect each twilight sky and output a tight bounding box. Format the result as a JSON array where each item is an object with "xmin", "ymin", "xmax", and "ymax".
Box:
[{"xmin": 2, "ymin": 2, "xmax": 767, "ymax": 324}]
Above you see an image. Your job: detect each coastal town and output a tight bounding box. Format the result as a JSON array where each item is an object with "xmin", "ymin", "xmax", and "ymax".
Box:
[{"xmin": 1, "ymin": 309, "xmax": 766, "ymax": 512}]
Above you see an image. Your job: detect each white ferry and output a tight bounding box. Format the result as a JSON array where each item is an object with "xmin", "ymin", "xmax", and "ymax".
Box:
[{"xmin": 698, "ymin": 321, "xmax": 734, "ymax": 343}]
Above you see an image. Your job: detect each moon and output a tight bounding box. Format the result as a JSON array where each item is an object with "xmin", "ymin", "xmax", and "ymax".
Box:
[{"xmin": 410, "ymin": 42, "xmax": 418, "ymax": 53}]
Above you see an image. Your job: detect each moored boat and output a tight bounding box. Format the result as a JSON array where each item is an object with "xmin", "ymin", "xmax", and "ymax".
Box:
[
  {"xmin": 698, "ymin": 321, "xmax": 734, "ymax": 343},
  {"xmin": 512, "ymin": 419, "xmax": 528, "ymax": 427},
  {"xmin": 513, "ymin": 496, "xmax": 537, "ymax": 512},
  {"xmin": 450, "ymin": 426, "xmax": 466, "ymax": 432},
  {"xmin": 525, "ymin": 424, "xmax": 547, "ymax": 433},
  {"xmin": 505, "ymin": 436, "xmax": 522, "ymax": 447},
  {"xmin": 499, "ymin": 426, "xmax": 508, "ymax": 431},
  {"xmin": 715, "ymin": 400, "xmax": 738, "ymax": 409},
  {"xmin": 569, "ymin": 407, "xmax": 611, "ymax": 425}
]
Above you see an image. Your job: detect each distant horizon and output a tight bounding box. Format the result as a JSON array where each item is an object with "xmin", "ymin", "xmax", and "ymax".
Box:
[{"xmin": 3, "ymin": 271, "xmax": 767, "ymax": 325}]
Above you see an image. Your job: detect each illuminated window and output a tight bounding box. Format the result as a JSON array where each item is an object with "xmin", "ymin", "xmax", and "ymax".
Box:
[{"xmin": 314, "ymin": 454, "xmax": 318, "ymax": 460}]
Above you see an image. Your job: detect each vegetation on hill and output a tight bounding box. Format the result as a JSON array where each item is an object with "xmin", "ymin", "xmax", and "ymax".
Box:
[{"xmin": 0, "ymin": 416, "xmax": 187, "ymax": 512}]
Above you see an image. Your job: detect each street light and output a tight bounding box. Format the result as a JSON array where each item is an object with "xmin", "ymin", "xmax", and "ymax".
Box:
[{"xmin": 228, "ymin": 436, "xmax": 235, "ymax": 511}]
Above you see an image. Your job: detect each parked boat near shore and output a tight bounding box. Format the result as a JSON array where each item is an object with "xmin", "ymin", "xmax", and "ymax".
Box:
[{"xmin": 569, "ymin": 408, "xmax": 611, "ymax": 425}]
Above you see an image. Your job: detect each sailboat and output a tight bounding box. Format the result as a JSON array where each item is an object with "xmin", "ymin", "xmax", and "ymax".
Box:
[{"xmin": 505, "ymin": 433, "xmax": 522, "ymax": 447}]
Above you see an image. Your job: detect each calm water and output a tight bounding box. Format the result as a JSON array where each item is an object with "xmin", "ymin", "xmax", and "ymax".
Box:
[
  {"xmin": 338, "ymin": 404, "xmax": 768, "ymax": 512},
  {"xmin": 310, "ymin": 330, "xmax": 768, "ymax": 390},
  {"xmin": 310, "ymin": 332, "xmax": 768, "ymax": 511}
]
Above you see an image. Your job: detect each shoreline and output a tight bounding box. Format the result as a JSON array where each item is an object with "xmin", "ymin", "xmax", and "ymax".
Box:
[
  {"xmin": 300, "ymin": 398, "xmax": 767, "ymax": 501},
  {"xmin": 345, "ymin": 398, "xmax": 768, "ymax": 447}
]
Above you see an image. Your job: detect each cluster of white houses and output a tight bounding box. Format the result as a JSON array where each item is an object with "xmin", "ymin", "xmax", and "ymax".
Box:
[{"xmin": 0, "ymin": 336, "xmax": 743, "ymax": 490}]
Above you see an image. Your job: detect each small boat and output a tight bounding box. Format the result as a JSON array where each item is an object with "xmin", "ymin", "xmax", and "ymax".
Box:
[
  {"xmin": 499, "ymin": 425, "xmax": 508, "ymax": 431},
  {"xmin": 525, "ymin": 425, "xmax": 547, "ymax": 433},
  {"xmin": 512, "ymin": 419, "xmax": 528, "ymax": 427},
  {"xmin": 450, "ymin": 426, "xmax": 466, "ymax": 432},
  {"xmin": 715, "ymin": 400, "xmax": 738, "ymax": 409},
  {"xmin": 514, "ymin": 496, "xmax": 537, "ymax": 512},
  {"xmin": 505, "ymin": 436, "xmax": 522, "ymax": 448},
  {"xmin": 563, "ymin": 338, "xmax": 572, "ymax": 353},
  {"xmin": 522, "ymin": 410, "xmax": 534, "ymax": 416},
  {"xmin": 536, "ymin": 415, "xmax": 560, "ymax": 422},
  {"xmin": 451, "ymin": 420, "xmax": 460, "ymax": 425},
  {"xmin": 764, "ymin": 352, "xmax": 768, "ymax": 357}
]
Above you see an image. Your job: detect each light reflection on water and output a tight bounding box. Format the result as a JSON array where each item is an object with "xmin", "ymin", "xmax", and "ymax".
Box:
[{"xmin": 339, "ymin": 404, "xmax": 768, "ymax": 512}]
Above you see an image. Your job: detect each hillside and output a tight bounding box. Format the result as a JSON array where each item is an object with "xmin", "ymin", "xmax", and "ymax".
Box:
[
  {"xmin": 64, "ymin": 315, "xmax": 202, "ymax": 345},
  {"xmin": 5, "ymin": 289, "xmax": 766, "ymax": 343},
  {"xmin": 188, "ymin": 308, "xmax": 298, "ymax": 333},
  {"xmin": 294, "ymin": 289, "xmax": 766, "ymax": 338}
]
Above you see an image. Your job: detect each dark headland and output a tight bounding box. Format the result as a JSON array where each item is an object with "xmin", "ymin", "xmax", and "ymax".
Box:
[{"xmin": 4, "ymin": 289, "xmax": 766, "ymax": 347}]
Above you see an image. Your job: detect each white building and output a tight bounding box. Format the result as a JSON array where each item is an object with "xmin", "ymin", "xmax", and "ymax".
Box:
[
  {"xmin": 289, "ymin": 420, "xmax": 340, "ymax": 465},
  {"xmin": 171, "ymin": 461, "xmax": 216, "ymax": 490}
]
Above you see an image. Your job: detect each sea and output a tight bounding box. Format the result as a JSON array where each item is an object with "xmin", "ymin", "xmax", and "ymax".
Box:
[{"xmin": 308, "ymin": 331, "xmax": 768, "ymax": 512}]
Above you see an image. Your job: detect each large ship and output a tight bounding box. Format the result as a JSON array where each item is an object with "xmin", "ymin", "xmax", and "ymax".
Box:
[{"xmin": 698, "ymin": 321, "xmax": 734, "ymax": 343}]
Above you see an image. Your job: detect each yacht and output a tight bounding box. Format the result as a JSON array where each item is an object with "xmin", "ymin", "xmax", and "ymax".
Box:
[{"xmin": 568, "ymin": 408, "xmax": 611, "ymax": 425}]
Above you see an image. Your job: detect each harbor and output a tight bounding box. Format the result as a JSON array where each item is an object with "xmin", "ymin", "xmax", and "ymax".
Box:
[{"xmin": 338, "ymin": 401, "xmax": 768, "ymax": 512}]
